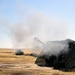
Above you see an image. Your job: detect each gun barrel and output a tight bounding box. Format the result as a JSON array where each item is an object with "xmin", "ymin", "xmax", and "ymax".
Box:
[{"xmin": 34, "ymin": 37, "xmax": 44, "ymax": 45}]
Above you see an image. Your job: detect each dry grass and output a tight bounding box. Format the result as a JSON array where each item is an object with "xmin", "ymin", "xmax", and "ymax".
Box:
[{"xmin": 0, "ymin": 49, "xmax": 75, "ymax": 75}]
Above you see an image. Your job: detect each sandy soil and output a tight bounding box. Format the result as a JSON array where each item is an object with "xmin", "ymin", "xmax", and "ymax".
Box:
[{"xmin": 0, "ymin": 48, "xmax": 75, "ymax": 75}]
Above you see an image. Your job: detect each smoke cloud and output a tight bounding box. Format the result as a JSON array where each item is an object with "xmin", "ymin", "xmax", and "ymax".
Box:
[
  {"xmin": 0, "ymin": 2, "xmax": 69, "ymax": 50},
  {"xmin": 40, "ymin": 39, "xmax": 73, "ymax": 57}
]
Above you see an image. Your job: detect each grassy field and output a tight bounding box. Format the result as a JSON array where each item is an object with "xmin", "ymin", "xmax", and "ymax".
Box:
[{"xmin": 0, "ymin": 48, "xmax": 75, "ymax": 75}]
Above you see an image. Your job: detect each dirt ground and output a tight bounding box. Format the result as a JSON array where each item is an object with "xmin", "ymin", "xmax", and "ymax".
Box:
[{"xmin": 0, "ymin": 48, "xmax": 75, "ymax": 75}]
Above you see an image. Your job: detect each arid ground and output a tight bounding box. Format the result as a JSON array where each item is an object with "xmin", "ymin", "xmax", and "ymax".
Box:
[{"xmin": 0, "ymin": 49, "xmax": 75, "ymax": 75}]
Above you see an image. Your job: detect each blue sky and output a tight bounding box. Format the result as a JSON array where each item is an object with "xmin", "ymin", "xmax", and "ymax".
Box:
[
  {"xmin": 0, "ymin": 0, "xmax": 75, "ymax": 48},
  {"xmin": 0, "ymin": 0, "xmax": 75, "ymax": 21}
]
